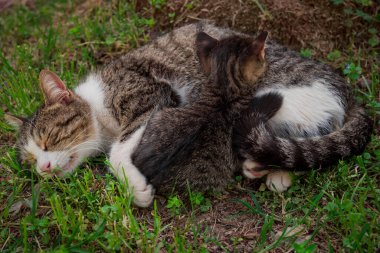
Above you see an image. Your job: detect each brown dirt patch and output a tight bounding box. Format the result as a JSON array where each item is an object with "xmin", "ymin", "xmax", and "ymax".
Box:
[{"xmin": 146, "ymin": 0, "xmax": 377, "ymax": 59}]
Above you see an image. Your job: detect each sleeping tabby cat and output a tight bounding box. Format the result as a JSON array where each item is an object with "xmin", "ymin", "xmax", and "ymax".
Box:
[{"xmin": 5, "ymin": 23, "xmax": 372, "ymax": 207}]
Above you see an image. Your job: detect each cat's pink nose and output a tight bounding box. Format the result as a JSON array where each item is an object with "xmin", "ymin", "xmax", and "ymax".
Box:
[{"xmin": 40, "ymin": 162, "xmax": 51, "ymax": 172}]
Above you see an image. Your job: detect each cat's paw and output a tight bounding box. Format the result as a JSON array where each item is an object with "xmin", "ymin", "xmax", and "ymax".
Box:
[
  {"xmin": 133, "ymin": 184, "xmax": 155, "ymax": 207},
  {"xmin": 242, "ymin": 159, "xmax": 269, "ymax": 179},
  {"xmin": 266, "ymin": 171, "xmax": 292, "ymax": 193}
]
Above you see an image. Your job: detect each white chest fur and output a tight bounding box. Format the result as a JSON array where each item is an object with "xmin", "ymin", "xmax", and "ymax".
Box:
[
  {"xmin": 256, "ymin": 79, "xmax": 345, "ymax": 137},
  {"xmin": 75, "ymin": 74, "xmax": 121, "ymax": 139}
]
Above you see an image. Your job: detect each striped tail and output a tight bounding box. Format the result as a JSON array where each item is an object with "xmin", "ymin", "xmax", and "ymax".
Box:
[{"xmin": 233, "ymin": 103, "xmax": 373, "ymax": 171}]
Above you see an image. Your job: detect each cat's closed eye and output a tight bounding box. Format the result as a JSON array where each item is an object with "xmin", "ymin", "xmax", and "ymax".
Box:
[{"xmin": 38, "ymin": 140, "xmax": 48, "ymax": 151}]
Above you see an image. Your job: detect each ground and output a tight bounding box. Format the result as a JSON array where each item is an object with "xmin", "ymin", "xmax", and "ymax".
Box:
[{"xmin": 0, "ymin": 0, "xmax": 379, "ymax": 252}]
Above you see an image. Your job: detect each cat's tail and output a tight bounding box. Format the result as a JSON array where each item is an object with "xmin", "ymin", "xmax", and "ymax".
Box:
[{"xmin": 233, "ymin": 102, "xmax": 373, "ymax": 170}]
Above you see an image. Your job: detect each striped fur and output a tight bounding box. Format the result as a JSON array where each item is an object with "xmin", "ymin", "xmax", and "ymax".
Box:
[
  {"xmin": 7, "ymin": 22, "xmax": 373, "ymax": 201},
  {"xmin": 132, "ymin": 31, "xmax": 271, "ymax": 190},
  {"xmin": 234, "ymin": 103, "xmax": 373, "ymax": 170}
]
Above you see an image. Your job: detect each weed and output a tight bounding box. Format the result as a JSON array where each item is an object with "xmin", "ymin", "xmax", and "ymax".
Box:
[
  {"xmin": 327, "ymin": 50, "xmax": 342, "ymax": 61},
  {"xmin": 167, "ymin": 196, "xmax": 183, "ymax": 216},
  {"xmin": 189, "ymin": 191, "xmax": 212, "ymax": 213},
  {"xmin": 300, "ymin": 48, "xmax": 313, "ymax": 58},
  {"xmin": 292, "ymin": 242, "xmax": 317, "ymax": 253},
  {"xmin": 368, "ymin": 28, "xmax": 379, "ymax": 47},
  {"xmin": 343, "ymin": 62, "xmax": 362, "ymax": 82}
]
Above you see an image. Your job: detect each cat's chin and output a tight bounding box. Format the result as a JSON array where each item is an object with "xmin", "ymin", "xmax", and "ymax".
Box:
[
  {"xmin": 38, "ymin": 167, "xmax": 75, "ymax": 178},
  {"xmin": 62, "ymin": 154, "xmax": 78, "ymax": 172}
]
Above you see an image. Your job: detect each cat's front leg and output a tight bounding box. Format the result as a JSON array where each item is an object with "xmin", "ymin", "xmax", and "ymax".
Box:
[{"xmin": 109, "ymin": 125, "xmax": 154, "ymax": 207}]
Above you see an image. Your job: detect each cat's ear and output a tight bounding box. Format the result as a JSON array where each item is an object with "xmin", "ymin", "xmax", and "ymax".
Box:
[
  {"xmin": 196, "ymin": 32, "xmax": 218, "ymax": 75},
  {"xmin": 241, "ymin": 31, "xmax": 268, "ymax": 81},
  {"xmin": 4, "ymin": 113, "xmax": 27, "ymax": 129},
  {"xmin": 39, "ymin": 70, "xmax": 72, "ymax": 105},
  {"xmin": 252, "ymin": 31, "xmax": 268, "ymax": 62}
]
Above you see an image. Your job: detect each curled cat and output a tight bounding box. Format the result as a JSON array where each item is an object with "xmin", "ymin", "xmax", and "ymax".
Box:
[
  {"xmin": 5, "ymin": 23, "xmax": 373, "ymax": 207},
  {"xmin": 132, "ymin": 31, "xmax": 283, "ymax": 193},
  {"xmin": 233, "ymin": 99, "xmax": 373, "ymax": 192},
  {"xmin": 232, "ymin": 56, "xmax": 373, "ymax": 193}
]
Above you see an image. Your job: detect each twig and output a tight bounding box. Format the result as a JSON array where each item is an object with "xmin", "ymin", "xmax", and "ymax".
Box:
[
  {"xmin": 251, "ymin": 0, "xmax": 273, "ymax": 20},
  {"xmin": 1, "ymin": 235, "xmax": 10, "ymax": 251}
]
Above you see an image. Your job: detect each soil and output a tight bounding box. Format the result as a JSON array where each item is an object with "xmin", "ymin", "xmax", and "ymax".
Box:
[
  {"xmin": 146, "ymin": 0, "xmax": 377, "ymax": 59},
  {"xmin": 2, "ymin": 0, "xmax": 378, "ymax": 251}
]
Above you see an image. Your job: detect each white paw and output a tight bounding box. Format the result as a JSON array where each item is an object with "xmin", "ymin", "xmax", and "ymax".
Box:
[
  {"xmin": 133, "ymin": 184, "xmax": 155, "ymax": 207},
  {"xmin": 108, "ymin": 126, "xmax": 154, "ymax": 207},
  {"xmin": 266, "ymin": 171, "xmax": 292, "ymax": 193},
  {"xmin": 242, "ymin": 159, "xmax": 269, "ymax": 179}
]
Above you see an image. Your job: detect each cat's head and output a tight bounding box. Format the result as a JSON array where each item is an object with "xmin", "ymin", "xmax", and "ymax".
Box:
[
  {"xmin": 196, "ymin": 31, "xmax": 268, "ymax": 84},
  {"xmin": 5, "ymin": 70, "xmax": 98, "ymax": 177}
]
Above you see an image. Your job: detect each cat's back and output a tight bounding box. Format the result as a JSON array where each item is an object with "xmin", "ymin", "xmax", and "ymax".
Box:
[
  {"xmin": 136, "ymin": 23, "xmax": 350, "ymax": 99},
  {"xmin": 257, "ymin": 42, "xmax": 352, "ymax": 137},
  {"xmin": 123, "ymin": 23, "xmax": 236, "ymax": 82},
  {"xmin": 261, "ymin": 40, "xmax": 350, "ymax": 99}
]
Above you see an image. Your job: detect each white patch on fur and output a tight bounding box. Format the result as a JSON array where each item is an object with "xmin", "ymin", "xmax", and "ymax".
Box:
[
  {"xmin": 266, "ymin": 171, "xmax": 292, "ymax": 193},
  {"xmin": 75, "ymin": 74, "xmax": 120, "ymax": 141},
  {"xmin": 109, "ymin": 125, "xmax": 154, "ymax": 207},
  {"xmin": 75, "ymin": 74, "xmax": 105, "ymax": 114},
  {"xmin": 256, "ymin": 80, "xmax": 345, "ymax": 137},
  {"xmin": 242, "ymin": 159, "xmax": 269, "ymax": 179},
  {"xmin": 24, "ymin": 138, "xmax": 99, "ymax": 177},
  {"xmin": 171, "ymin": 77, "xmax": 199, "ymax": 105},
  {"xmin": 142, "ymin": 72, "xmax": 196, "ymax": 106},
  {"xmin": 25, "ymin": 139, "xmax": 64, "ymax": 176},
  {"xmin": 173, "ymin": 85, "xmax": 192, "ymax": 105}
]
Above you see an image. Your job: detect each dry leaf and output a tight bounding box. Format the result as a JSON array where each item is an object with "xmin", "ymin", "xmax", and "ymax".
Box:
[
  {"xmin": 9, "ymin": 200, "xmax": 24, "ymax": 216},
  {"xmin": 274, "ymin": 224, "xmax": 306, "ymax": 240},
  {"xmin": 9, "ymin": 199, "xmax": 31, "ymax": 216}
]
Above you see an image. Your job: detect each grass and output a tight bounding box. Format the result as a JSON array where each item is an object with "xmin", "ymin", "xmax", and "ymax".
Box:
[{"xmin": 0, "ymin": 0, "xmax": 379, "ymax": 252}]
